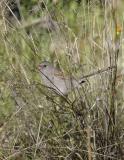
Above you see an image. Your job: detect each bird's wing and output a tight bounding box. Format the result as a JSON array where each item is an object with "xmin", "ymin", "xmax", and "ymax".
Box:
[
  {"xmin": 54, "ymin": 67, "xmax": 67, "ymax": 79},
  {"xmin": 54, "ymin": 70, "xmax": 77, "ymax": 82}
]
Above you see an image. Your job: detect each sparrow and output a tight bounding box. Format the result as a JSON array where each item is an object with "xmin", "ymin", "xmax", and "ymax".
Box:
[{"xmin": 38, "ymin": 61, "xmax": 85, "ymax": 95}]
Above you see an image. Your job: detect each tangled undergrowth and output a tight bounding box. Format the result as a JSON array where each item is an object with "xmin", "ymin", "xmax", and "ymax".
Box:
[{"xmin": 0, "ymin": 0, "xmax": 124, "ymax": 159}]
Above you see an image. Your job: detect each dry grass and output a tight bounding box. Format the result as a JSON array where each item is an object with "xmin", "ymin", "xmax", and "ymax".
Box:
[{"xmin": 0, "ymin": 0, "xmax": 124, "ymax": 159}]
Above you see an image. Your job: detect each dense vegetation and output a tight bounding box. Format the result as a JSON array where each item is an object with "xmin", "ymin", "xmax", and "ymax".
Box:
[{"xmin": 0, "ymin": 0, "xmax": 123, "ymax": 159}]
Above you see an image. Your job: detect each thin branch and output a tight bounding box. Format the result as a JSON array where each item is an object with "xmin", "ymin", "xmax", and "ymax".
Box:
[{"xmin": 81, "ymin": 65, "xmax": 116, "ymax": 80}]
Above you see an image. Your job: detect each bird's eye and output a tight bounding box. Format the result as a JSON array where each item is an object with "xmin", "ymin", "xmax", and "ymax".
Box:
[{"xmin": 43, "ymin": 64, "xmax": 47, "ymax": 68}]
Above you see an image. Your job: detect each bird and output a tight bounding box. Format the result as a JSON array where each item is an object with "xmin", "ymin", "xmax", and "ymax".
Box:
[{"xmin": 38, "ymin": 61, "xmax": 85, "ymax": 96}]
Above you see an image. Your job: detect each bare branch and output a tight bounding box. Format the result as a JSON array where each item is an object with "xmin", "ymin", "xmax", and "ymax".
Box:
[{"xmin": 81, "ymin": 65, "xmax": 116, "ymax": 79}]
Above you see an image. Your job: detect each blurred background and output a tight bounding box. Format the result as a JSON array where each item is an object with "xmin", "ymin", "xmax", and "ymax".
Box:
[{"xmin": 0, "ymin": 0, "xmax": 124, "ymax": 159}]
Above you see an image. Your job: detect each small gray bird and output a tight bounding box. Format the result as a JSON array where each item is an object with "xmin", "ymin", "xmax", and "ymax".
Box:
[{"xmin": 38, "ymin": 61, "xmax": 85, "ymax": 95}]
